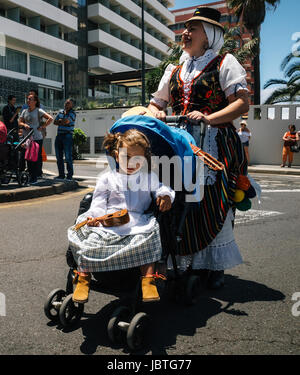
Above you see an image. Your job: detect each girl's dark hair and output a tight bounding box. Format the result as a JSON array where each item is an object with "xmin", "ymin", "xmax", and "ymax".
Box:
[
  {"xmin": 289, "ymin": 124, "xmax": 296, "ymax": 131},
  {"xmin": 102, "ymin": 128, "xmax": 152, "ymax": 170},
  {"xmin": 27, "ymin": 94, "xmax": 40, "ymax": 108}
]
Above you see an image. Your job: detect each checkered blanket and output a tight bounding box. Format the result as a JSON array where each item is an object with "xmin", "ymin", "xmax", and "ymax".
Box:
[{"xmin": 68, "ymin": 220, "xmax": 162, "ymax": 272}]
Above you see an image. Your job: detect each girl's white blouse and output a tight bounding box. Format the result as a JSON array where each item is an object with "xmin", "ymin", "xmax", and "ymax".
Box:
[
  {"xmin": 77, "ymin": 169, "xmax": 175, "ymax": 236},
  {"xmin": 150, "ymin": 50, "xmax": 248, "ymax": 110}
]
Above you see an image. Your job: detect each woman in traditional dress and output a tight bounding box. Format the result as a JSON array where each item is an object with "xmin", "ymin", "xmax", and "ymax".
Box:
[{"xmin": 147, "ymin": 7, "xmax": 249, "ymax": 289}]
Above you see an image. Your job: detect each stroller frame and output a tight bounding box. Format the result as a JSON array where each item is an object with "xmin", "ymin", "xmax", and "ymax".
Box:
[{"xmin": 0, "ymin": 128, "xmax": 33, "ymax": 187}]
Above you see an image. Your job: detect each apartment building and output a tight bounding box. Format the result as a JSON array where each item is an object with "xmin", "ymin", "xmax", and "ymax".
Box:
[
  {"xmin": 0, "ymin": 0, "xmax": 78, "ymax": 109},
  {"xmin": 0, "ymin": 0, "xmax": 175, "ymax": 109},
  {"xmin": 169, "ymin": 1, "xmax": 255, "ymax": 104},
  {"xmin": 66, "ymin": 0, "xmax": 175, "ymax": 105}
]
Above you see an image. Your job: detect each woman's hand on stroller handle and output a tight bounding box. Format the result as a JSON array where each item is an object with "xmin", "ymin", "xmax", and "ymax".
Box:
[
  {"xmin": 165, "ymin": 114, "xmax": 207, "ymax": 127},
  {"xmin": 156, "ymin": 195, "xmax": 172, "ymax": 212}
]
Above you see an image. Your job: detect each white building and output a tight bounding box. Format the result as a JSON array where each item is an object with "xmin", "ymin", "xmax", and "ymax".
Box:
[
  {"xmin": 87, "ymin": 0, "xmax": 175, "ymax": 75},
  {"xmin": 81, "ymin": 0, "xmax": 175, "ymax": 105},
  {"xmin": 0, "ymin": 0, "xmax": 175, "ymax": 109},
  {"xmin": 0, "ymin": 0, "xmax": 78, "ymax": 109}
]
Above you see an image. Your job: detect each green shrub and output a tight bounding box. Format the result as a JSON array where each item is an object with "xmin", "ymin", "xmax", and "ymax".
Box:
[{"xmin": 73, "ymin": 128, "xmax": 87, "ymax": 160}]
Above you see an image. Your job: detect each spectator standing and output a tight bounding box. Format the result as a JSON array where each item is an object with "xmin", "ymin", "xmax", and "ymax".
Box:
[
  {"xmin": 2, "ymin": 95, "xmax": 21, "ymax": 141},
  {"xmin": 281, "ymin": 124, "xmax": 299, "ymax": 168},
  {"xmin": 54, "ymin": 98, "xmax": 76, "ymax": 180},
  {"xmin": 238, "ymin": 120, "xmax": 251, "ymax": 164},
  {"xmin": 21, "ymin": 89, "xmax": 46, "ymax": 177},
  {"xmin": 18, "ymin": 93, "xmax": 53, "ymax": 184}
]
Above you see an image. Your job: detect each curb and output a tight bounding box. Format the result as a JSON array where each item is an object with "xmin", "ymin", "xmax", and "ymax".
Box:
[
  {"xmin": 0, "ymin": 180, "xmax": 80, "ymax": 203},
  {"xmin": 248, "ymin": 167, "xmax": 300, "ymax": 176}
]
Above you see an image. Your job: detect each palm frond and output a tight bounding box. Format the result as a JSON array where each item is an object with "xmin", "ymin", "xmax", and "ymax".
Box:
[
  {"xmin": 265, "ymin": 0, "xmax": 280, "ymax": 9},
  {"xmin": 264, "ymin": 86, "xmax": 295, "ymax": 104},
  {"xmin": 280, "ymin": 53, "xmax": 298, "ymax": 71},
  {"xmin": 263, "ymin": 79, "xmax": 288, "ymax": 89},
  {"xmin": 264, "ymin": 84, "xmax": 300, "ymax": 104},
  {"xmin": 287, "ymin": 75, "xmax": 300, "ymax": 86},
  {"xmin": 284, "ymin": 62, "xmax": 300, "ymax": 78}
]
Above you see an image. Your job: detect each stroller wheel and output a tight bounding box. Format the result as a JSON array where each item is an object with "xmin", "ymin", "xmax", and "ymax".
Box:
[
  {"xmin": 107, "ymin": 306, "xmax": 130, "ymax": 345},
  {"xmin": 185, "ymin": 275, "xmax": 200, "ymax": 305},
  {"xmin": 17, "ymin": 171, "xmax": 29, "ymax": 187},
  {"xmin": 126, "ymin": 312, "xmax": 150, "ymax": 351},
  {"xmin": 59, "ymin": 294, "xmax": 84, "ymax": 328},
  {"xmin": 44, "ymin": 289, "xmax": 66, "ymax": 322}
]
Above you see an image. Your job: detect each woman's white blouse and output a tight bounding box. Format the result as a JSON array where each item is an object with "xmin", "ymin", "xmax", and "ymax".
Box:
[
  {"xmin": 238, "ymin": 130, "xmax": 251, "ymax": 143},
  {"xmin": 77, "ymin": 169, "xmax": 175, "ymax": 236},
  {"xmin": 151, "ymin": 50, "xmax": 248, "ymax": 110}
]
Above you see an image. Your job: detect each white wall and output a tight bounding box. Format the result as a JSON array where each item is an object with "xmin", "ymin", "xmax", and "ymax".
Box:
[
  {"xmin": 233, "ymin": 105, "xmax": 300, "ymax": 166},
  {"xmin": 45, "ymin": 105, "xmax": 300, "ymax": 166}
]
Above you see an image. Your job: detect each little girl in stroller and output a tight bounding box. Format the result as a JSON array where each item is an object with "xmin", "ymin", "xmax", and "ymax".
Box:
[{"xmin": 68, "ymin": 127, "xmax": 175, "ymax": 304}]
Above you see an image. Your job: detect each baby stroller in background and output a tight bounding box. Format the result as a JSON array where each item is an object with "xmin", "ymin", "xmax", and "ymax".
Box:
[
  {"xmin": 0, "ymin": 127, "xmax": 33, "ymax": 187},
  {"xmin": 44, "ymin": 115, "xmax": 210, "ymax": 351}
]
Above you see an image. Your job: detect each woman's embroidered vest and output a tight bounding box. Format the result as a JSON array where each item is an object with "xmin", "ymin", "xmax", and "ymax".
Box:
[{"xmin": 169, "ymin": 55, "xmax": 228, "ymax": 116}]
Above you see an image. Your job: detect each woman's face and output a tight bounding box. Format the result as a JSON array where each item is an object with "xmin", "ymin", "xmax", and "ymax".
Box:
[
  {"xmin": 182, "ymin": 21, "xmax": 208, "ymax": 57},
  {"xmin": 27, "ymin": 94, "xmax": 37, "ymax": 109},
  {"xmin": 116, "ymin": 142, "xmax": 146, "ymax": 175}
]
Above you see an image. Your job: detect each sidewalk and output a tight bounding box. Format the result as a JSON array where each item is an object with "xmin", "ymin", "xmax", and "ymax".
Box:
[{"xmin": 1, "ymin": 156, "xmax": 300, "ymax": 203}]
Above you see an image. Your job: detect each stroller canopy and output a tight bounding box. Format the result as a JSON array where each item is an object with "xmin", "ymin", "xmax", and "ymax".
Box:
[{"xmin": 109, "ymin": 115, "xmax": 197, "ymax": 190}]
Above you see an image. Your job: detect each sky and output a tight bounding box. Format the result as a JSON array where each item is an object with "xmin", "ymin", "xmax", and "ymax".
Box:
[{"xmin": 169, "ymin": 0, "xmax": 300, "ymax": 103}]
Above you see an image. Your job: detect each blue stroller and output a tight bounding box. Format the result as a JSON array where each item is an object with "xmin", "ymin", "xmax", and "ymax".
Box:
[{"xmin": 44, "ymin": 115, "xmax": 209, "ymax": 351}]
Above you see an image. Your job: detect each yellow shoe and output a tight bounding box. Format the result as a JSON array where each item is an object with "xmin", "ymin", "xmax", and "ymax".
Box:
[
  {"xmin": 141, "ymin": 273, "xmax": 167, "ymax": 303},
  {"xmin": 72, "ymin": 272, "xmax": 91, "ymax": 303}
]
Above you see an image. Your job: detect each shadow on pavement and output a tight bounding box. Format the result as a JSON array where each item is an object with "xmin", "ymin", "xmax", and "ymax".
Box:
[{"xmin": 63, "ymin": 274, "xmax": 285, "ymax": 355}]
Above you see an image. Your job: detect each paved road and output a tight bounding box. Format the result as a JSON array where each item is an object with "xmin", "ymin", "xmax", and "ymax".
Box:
[{"xmin": 0, "ymin": 174, "xmax": 299, "ymax": 356}]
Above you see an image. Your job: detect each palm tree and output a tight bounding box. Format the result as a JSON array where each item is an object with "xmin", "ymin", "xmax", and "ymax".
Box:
[
  {"xmin": 263, "ymin": 44, "xmax": 300, "ymax": 103},
  {"xmin": 220, "ymin": 25, "xmax": 259, "ymax": 64},
  {"xmin": 227, "ymin": 0, "xmax": 280, "ymax": 104}
]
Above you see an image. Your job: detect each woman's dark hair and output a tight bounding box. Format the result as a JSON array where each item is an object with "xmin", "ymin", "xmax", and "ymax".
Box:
[
  {"xmin": 27, "ymin": 93, "xmax": 40, "ymax": 108},
  {"xmin": 8, "ymin": 95, "xmax": 16, "ymax": 102},
  {"xmin": 289, "ymin": 124, "xmax": 296, "ymax": 132}
]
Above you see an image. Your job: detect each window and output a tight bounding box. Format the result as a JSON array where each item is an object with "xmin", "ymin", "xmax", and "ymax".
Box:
[
  {"xmin": 281, "ymin": 107, "xmax": 289, "ymax": 120},
  {"xmin": 30, "ymin": 55, "xmax": 62, "ymax": 82},
  {"xmin": 79, "ymin": 137, "xmax": 90, "ymax": 154},
  {"xmin": 0, "ymin": 47, "xmax": 27, "ymax": 74},
  {"xmin": 95, "ymin": 136, "xmax": 105, "ymax": 153},
  {"xmin": 267, "ymin": 107, "xmax": 275, "ymax": 120}
]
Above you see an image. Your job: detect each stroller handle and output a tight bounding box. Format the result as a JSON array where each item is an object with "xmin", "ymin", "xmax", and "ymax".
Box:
[
  {"xmin": 165, "ymin": 116, "xmax": 206, "ymax": 149},
  {"xmin": 165, "ymin": 115, "xmax": 188, "ymax": 123},
  {"xmin": 14, "ymin": 128, "xmax": 34, "ymax": 151}
]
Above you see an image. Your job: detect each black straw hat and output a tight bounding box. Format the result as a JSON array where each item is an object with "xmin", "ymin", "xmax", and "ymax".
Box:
[{"xmin": 185, "ymin": 7, "xmax": 224, "ymax": 32}]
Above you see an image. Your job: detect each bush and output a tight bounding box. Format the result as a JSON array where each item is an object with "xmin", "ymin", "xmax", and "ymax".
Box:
[{"xmin": 73, "ymin": 128, "xmax": 87, "ymax": 160}]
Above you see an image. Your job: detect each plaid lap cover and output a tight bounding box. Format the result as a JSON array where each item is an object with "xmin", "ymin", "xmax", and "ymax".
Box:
[{"xmin": 68, "ymin": 221, "xmax": 162, "ymax": 272}]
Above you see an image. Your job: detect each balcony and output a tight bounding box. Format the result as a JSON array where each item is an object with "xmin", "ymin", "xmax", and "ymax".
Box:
[
  {"xmin": 88, "ymin": 3, "xmax": 174, "ymax": 46},
  {"xmin": 0, "ymin": 16, "xmax": 78, "ymax": 60},
  {"xmin": 88, "ymin": 29, "xmax": 161, "ymax": 68},
  {"xmin": 88, "ymin": 55, "xmax": 135, "ymax": 75},
  {"xmin": 0, "ymin": 0, "xmax": 78, "ymax": 32}
]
